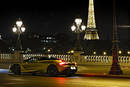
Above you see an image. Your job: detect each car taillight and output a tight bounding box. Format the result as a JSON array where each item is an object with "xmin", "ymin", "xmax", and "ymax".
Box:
[
  {"xmin": 59, "ymin": 59, "xmax": 64, "ymax": 62},
  {"xmin": 58, "ymin": 59, "xmax": 66, "ymax": 66},
  {"xmin": 59, "ymin": 62, "xmax": 66, "ymax": 66}
]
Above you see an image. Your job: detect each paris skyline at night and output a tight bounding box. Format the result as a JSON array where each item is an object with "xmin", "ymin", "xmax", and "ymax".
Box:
[{"xmin": 0, "ymin": 0, "xmax": 129, "ymax": 40}]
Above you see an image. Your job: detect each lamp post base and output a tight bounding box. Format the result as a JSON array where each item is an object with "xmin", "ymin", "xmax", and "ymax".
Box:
[
  {"xmin": 109, "ymin": 63, "xmax": 123, "ymax": 75},
  {"xmin": 73, "ymin": 51, "xmax": 84, "ymax": 63}
]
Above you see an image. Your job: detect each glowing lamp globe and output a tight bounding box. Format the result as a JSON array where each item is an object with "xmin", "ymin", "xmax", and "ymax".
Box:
[
  {"xmin": 81, "ymin": 25, "xmax": 86, "ymax": 31},
  {"xmin": 21, "ymin": 27, "xmax": 26, "ymax": 32},
  {"xmin": 12, "ymin": 26, "xmax": 17, "ymax": 32},
  {"xmin": 75, "ymin": 18, "xmax": 82, "ymax": 25},
  {"xmin": 16, "ymin": 20, "xmax": 23, "ymax": 27},
  {"xmin": 71, "ymin": 25, "xmax": 76, "ymax": 31}
]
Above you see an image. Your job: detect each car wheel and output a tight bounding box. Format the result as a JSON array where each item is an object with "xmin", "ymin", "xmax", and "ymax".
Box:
[
  {"xmin": 47, "ymin": 65, "xmax": 58, "ymax": 76},
  {"xmin": 13, "ymin": 64, "xmax": 21, "ymax": 75}
]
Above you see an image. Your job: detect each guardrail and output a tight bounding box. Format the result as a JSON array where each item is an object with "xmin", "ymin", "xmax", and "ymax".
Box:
[{"xmin": 0, "ymin": 53, "xmax": 130, "ymax": 65}]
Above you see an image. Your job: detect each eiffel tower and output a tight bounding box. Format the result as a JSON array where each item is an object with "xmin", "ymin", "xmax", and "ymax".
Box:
[{"xmin": 84, "ymin": 0, "xmax": 99, "ymax": 40}]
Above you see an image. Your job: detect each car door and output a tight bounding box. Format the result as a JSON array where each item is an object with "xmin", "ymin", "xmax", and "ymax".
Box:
[
  {"xmin": 21, "ymin": 58, "xmax": 32, "ymax": 72},
  {"xmin": 21, "ymin": 58, "xmax": 37, "ymax": 72},
  {"xmin": 29, "ymin": 57, "xmax": 41, "ymax": 71}
]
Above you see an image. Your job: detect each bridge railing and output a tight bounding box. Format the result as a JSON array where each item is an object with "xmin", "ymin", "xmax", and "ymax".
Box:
[
  {"xmin": 0, "ymin": 54, "xmax": 13, "ymax": 64},
  {"xmin": 0, "ymin": 53, "xmax": 130, "ymax": 65}
]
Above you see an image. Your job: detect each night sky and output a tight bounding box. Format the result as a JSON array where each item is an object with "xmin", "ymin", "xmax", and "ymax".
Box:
[{"xmin": 0, "ymin": 0, "xmax": 129, "ymax": 40}]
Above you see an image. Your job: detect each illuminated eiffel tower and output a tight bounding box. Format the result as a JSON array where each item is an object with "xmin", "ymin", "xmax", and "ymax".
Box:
[{"xmin": 84, "ymin": 0, "xmax": 99, "ymax": 40}]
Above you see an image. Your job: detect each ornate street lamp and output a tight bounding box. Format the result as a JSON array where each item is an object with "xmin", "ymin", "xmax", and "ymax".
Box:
[
  {"xmin": 12, "ymin": 18, "xmax": 26, "ymax": 63},
  {"xmin": 71, "ymin": 18, "xmax": 86, "ymax": 51},
  {"xmin": 109, "ymin": 0, "xmax": 123, "ymax": 75},
  {"xmin": 12, "ymin": 18, "xmax": 26, "ymax": 50}
]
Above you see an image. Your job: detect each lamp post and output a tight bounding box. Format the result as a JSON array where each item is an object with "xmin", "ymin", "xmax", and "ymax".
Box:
[
  {"xmin": 71, "ymin": 18, "xmax": 86, "ymax": 51},
  {"xmin": 12, "ymin": 18, "xmax": 25, "ymax": 50},
  {"xmin": 12, "ymin": 18, "xmax": 25, "ymax": 63},
  {"xmin": 109, "ymin": 0, "xmax": 123, "ymax": 75}
]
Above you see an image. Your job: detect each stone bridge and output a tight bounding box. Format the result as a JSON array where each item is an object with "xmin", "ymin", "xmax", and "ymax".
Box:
[{"xmin": 0, "ymin": 53, "xmax": 130, "ymax": 74}]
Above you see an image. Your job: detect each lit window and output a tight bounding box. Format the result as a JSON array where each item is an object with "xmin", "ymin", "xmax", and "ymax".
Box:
[
  {"xmin": 46, "ymin": 37, "xmax": 52, "ymax": 39},
  {"xmin": 46, "ymin": 40, "xmax": 48, "ymax": 43}
]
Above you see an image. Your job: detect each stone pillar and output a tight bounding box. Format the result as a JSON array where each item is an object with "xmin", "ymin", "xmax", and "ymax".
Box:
[{"xmin": 73, "ymin": 51, "xmax": 83, "ymax": 64}]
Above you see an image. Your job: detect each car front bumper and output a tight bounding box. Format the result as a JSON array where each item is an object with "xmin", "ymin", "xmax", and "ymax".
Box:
[{"xmin": 62, "ymin": 66, "xmax": 77, "ymax": 74}]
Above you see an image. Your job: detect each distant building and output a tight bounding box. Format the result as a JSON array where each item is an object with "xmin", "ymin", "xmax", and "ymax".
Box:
[
  {"xmin": 1, "ymin": 32, "xmax": 130, "ymax": 54},
  {"xmin": 40, "ymin": 33, "xmax": 56, "ymax": 44}
]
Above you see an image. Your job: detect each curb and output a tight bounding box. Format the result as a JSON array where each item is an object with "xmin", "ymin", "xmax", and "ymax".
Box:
[{"xmin": 76, "ymin": 73, "xmax": 130, "ymax": 79}]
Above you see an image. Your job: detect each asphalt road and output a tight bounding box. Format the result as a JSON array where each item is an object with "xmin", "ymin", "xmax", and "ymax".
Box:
[{"xmin": 0, "ymin": 69, "xmax": 130, "ymax": 87}]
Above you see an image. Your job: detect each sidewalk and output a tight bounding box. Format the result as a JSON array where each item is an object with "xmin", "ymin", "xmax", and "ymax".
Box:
[
  {"xmin": 76, "ymin": 65, "xmax": 130, "ymax": 78},
  {"xmin": 76, "ymin": 72, "xmax": 130, "ymax": 78}
]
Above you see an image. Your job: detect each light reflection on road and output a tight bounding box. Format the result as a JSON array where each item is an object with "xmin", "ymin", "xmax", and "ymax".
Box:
[
  {"xmin": 0, "ymin": 69, "xmax": 9, "ymax": 73},
  {"xmin": 0, "ymin": 71, "xmax": 130, "ymax": 87},
  {"xmin": 55, "ymin": 77, "xmax": 67, "ymax": 84}
]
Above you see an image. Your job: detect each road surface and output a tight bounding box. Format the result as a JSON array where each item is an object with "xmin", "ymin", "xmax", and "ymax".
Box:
[{"xmin": 0, "ymin": 69, "xmax": 130, "ymax": 87}]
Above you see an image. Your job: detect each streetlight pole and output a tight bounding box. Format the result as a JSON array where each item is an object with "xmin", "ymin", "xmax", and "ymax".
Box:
[
  {"xmin": 71, "ymin": 18, "xmax": 86, "ymax": 51},
  {"xmin": 16, "ymin": 26, "xmax": 22, "ymax": 50},
  {"xmin": 71, "ymin": 18, "xmax": 86, "ymax": 63},
  {"xmin": 12, "ymin": 18, "xmax": 26, "ymax": 63},
  {"xmin": 109, "ymin": 0, "xmax": 123, "ymax": 75}
]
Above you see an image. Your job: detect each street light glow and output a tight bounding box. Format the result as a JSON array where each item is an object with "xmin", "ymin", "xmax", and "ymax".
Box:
[
  {"xmin": 13, "ymin": 18, "xmax": 26, "ymax": 34},
  {"xmin": 127, "ymin": 51, "xmax": 130, "ymax": 55},
  {"xmin": 21, "ymin": 27, "xmax": 26, "ymax": 32},
  {"xmin": 103, "ymin": 51, "xmax": 107, "ymax": 55},
  {"xmin": 81, "ymin": 25, "xmax": 86, "ymax": 31},
  {"xmin": 70, "ymin": 50, "xmax": 74, "ymax": 53},
  {"xmin": 71, "ymin": 25, "xmax": 76, "ymax": 31},
  {"xmin": 12, "ymin": 26, "xmax": 17, "ymax": 32},
  {"xmin": 93, "ymin": 51, "xmax": 96, "ymax": 55},
  {"xmin": 16, "ymin": 20, "xmax": 23, "ymax": 27},
  {"xmin": 48, "ymin": 49, "xmax": 51, "ymax": 52},
  {"xmin": 75, "ymin": 18, "xmax": 82, "ymax": 25},
  {"xmin": 118, "ymin": 50, "xmax": 122, "ymax": 54}
]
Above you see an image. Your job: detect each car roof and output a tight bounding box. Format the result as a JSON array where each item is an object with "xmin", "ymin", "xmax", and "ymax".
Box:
[
  {"xmin": 38, "ymin": 57, "xmax": 58, "ymax": 60},
  {"xmin": 24, "ymin": 56, "xmax": 59, "ymax": 61}
]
